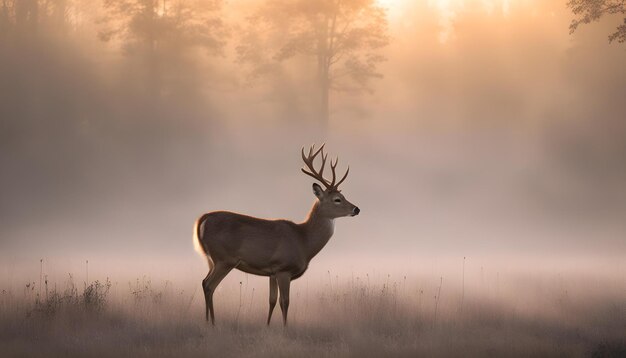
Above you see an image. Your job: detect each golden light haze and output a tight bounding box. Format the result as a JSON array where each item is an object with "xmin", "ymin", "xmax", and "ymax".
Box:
[
  {"xmin": 0, "ymin": 1, "xmax": 625, "ymax": 355},
  {"xmin": 380, "ymin": 0, "xmax": 518, "ymax": 42},
  {"xmin": 1, "ymin": 0, "xmax": 625, "ymax": 279}
]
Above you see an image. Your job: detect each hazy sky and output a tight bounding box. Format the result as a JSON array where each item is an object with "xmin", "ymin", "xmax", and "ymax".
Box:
[{"xmin": 1, "ymin": 0, "xmax": 625, "ymax": 271}]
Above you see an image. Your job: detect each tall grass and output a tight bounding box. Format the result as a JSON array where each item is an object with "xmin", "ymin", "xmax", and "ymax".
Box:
[{"xmin": 0, "ymin": 263, "xmax": 624, "ymax": 357}]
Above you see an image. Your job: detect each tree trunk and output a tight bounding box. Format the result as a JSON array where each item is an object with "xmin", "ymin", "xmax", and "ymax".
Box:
[
  {"xmin": 146, "ymin": 38, "xmax": 160, "ymax": 101},
  {"xmin": 16, "ymin": 0, "xmax": 38, "ymax": 34},
  {"xmin": 54, "ymin": 0, "xmax": 68, "ymax": 31},
  {"xmin": 316, "ymin": 16, "xmax": 331, "ymax": 132},
  {"xmin": 319, "ymin": 72, "xmax": 330, "ymax": 131},
  {"xmin": 144, "ymin": 1, "xmax": 160, "ymax": 102},
  {"xmin": 0, "ymin": 3, "xmax": 9, "ymax": 34}
]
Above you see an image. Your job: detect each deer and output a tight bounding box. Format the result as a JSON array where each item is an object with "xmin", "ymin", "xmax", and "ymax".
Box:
[{"xmin": 193, "ymin": 144, "xmax": 359, "ymax": 326}]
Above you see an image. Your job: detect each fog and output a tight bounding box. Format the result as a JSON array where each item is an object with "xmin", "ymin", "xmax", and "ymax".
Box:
[{"xmin": 1, "ymin": 0, "xmax": 625, "ymax": 281}]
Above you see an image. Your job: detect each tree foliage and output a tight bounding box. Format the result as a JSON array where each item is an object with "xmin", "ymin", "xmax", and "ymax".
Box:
[
  {"xmin": 237, "ymin": 0, "xmax": 389, "ymax": 124},
  {"xmin": 99, "ymin": 0, "xmax": 227, "ymax": 53},
  {"xmin": 0, "ymin": 0, "xmax": 77, "ymax": 35},
  {"xmin": 568, "ymin": 0, "xmax": 626, "ymax": 43},
  {"xmin": 98, "ymin": 0, "xmax": 228, "ymax": 99}
]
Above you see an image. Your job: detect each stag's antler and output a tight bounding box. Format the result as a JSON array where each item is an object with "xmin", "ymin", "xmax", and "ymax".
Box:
[{"xmin": 301, "ymin": 143, "xmax": 349, "ymax": 191}]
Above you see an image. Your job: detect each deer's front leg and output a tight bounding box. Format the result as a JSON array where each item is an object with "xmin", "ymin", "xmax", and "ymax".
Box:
[
  {"xmin": 267, "ymin": 276, "xmax": 278, "ymax": 325},
  {"xmin": 276, "ymin": 273, "xmax": 291, "ymax": 326}
]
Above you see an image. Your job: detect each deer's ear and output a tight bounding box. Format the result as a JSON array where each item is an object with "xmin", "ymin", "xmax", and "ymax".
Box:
[{"xmin": 312, "ymin": 183, "xmax": 325, "ymax": 199}]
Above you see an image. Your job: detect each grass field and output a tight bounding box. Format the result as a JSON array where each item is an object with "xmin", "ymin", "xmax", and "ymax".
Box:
[{"xmin": 0, "ymin": 261, "xmax": 624, "ymax": 357}]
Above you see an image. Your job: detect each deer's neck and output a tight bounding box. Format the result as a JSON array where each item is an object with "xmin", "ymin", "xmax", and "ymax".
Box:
[{"xmin": 302, "ymin": 202, "xmax": 335, "ymax": 260}]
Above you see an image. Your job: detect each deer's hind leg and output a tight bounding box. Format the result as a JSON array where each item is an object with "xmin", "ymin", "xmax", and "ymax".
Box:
[
  {"xmin": 202, "ymin": 262, "xmax": 233, "ymax": 325},
  {"xmin": 276, "ymin": 272, "xmax": 292, "ymax": 327}
]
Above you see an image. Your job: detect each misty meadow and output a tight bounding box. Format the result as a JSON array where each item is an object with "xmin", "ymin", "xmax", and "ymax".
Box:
[{"xmin": 1, "ymin": 0, "xmax": 625, "ymax": 357}]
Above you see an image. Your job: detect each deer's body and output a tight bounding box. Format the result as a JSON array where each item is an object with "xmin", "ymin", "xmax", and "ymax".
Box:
[
  {"xmin": 194, "ymin": 144, "xmax": 358, "ymax": 326},
  {"xmin": 196, "ymin": 205, "xmax": 334, "ymax": 279}
]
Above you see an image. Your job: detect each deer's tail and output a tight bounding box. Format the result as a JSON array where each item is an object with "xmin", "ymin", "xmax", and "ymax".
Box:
[{"xmin": 193, "ymin": 213, "xmax": 211, "ymax": 257}]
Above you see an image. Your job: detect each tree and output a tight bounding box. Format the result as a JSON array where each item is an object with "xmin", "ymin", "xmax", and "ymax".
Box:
[
  {"xmin": 99, "ymin": 0, "xmax": 227, "ymax": 99},
  {"xmin": 568, "ymin": 0, "xmax": 626, "ymax": 43},
  {"xmin": 49, "ymin": 0, "xmax": 69, "ymax": 30},
  {"xmin": 0, "ymin": 1, "xmax": 100, "ymax": 38},
  {"xmin": 237, "ymin": 0, "xmax": 389, "ymax": 128},
  {"xmin": 0, "ymin": 1, "xmax": 11, "ymax": 34},
  {"xmin": 15, "ymin": 0, "xmax": 39, "ymax": 33}
]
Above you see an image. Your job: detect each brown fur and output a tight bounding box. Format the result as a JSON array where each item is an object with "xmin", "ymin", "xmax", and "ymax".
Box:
[{"xmin": 194, "ymin": 184, "xmax": 359, "ymax": 326}]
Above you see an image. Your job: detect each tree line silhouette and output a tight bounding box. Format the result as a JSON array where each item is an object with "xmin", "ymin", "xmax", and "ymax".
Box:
[
  {"xmin": 1, "ymin": 0, "xmax": 390, "ymax": 129},
  {"xmin": 0, "ymin": 0, "xmax": 623, "ymax": 129}
]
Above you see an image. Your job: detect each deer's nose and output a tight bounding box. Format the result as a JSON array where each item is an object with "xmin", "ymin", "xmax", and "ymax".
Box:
[{"xmin": 352, "ymin": 207, "xmax": 360, "ymax": 216}]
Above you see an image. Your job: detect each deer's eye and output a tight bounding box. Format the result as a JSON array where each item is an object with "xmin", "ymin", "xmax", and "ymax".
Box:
[{"xmin": 333, "ymin": 198, "xmax": 342, "ymax": 204}]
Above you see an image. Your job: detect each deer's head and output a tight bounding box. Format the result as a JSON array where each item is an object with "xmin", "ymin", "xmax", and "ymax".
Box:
[{"xmin": 301, "ymin": 144, "xmax": 360, "ymax": 219}]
